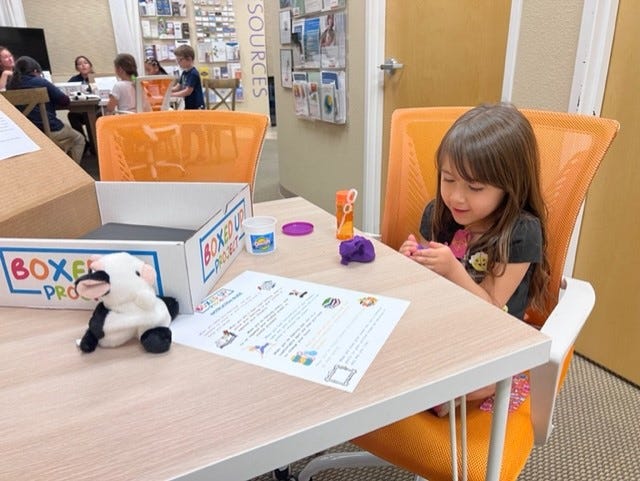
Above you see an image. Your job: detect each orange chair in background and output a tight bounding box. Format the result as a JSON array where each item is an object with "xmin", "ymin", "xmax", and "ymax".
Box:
[
  {"xmin": 136, "ymin": 75, "xmax": 176, "ymax": 112},
  {"xmin": 97, "ymin": 110, "xmax": 268, "ymax": 198},
  {"xmin": 294, "ymin": 107, "xmax": 619, "ymax": 481}
]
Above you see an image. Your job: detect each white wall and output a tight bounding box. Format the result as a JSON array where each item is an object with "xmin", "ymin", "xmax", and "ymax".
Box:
[{"xmin": 511, "ymin": 0, "xmax": 583, "ymax": 110}]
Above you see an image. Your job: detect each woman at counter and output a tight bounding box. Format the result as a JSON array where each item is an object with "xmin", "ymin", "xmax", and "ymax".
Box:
[{"xmin": 68, "ymin": 55, "xmax": 99, "ymax": 154}]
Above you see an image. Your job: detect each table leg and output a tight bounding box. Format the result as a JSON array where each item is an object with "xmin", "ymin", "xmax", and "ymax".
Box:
[
  {"xmin": 485, "ymin": 377, "xmax": 512, "ymax": 481},
  {"xmin": 85, "ymin": 108, "xmax": 98, "ymax": 154}
]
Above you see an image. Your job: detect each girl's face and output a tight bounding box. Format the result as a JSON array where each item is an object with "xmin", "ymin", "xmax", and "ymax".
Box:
[
  {"xmin": 440, "ymin": 157, "xmax": 505, "ymax": 232},
  {"xmin": 75, "ymin": 57, "xmax": 92, "ymax": 76},
  {"xmin": 144, "ymin": 63, "xmax": 157, "ymax": 75},
  {"xmin": 0, "ymin": 49, "xmax": 14, "ymax": 70}
]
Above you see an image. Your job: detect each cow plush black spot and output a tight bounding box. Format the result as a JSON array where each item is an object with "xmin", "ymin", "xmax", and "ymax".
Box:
[{"xmin": 74, "ymin": 252, "xmax": 179, "ymax": 354}]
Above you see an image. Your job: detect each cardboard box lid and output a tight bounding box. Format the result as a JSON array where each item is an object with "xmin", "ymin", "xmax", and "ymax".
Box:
[{"xmin": 0, "ymin": 95, "xmax": 99, "ymax": 238}]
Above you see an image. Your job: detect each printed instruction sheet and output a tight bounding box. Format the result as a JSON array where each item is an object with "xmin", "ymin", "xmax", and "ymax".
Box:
[
  {"xmin": 171, "ymin": 270, "xmax": 410, "ymax": 392},
  {"xmin": 0, "ymin": 110, "xmax": 40, "ymax": 160}
]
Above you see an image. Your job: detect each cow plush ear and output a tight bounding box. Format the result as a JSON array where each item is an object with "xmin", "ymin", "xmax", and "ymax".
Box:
[
  {"xmin": 140, "ymin": 263, "xmax": 157, "ymax": 286},
  {"xmin": 87, "ymin": 254, "xmax": 103, "ymax": 271}
]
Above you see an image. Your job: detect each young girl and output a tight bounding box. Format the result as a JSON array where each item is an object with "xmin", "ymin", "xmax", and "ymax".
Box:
[
  {"xmin": 106, "ymin": 53, "xmax": 137, "ymax": 114},
  {"xmin": 144, "ymin": 57, "xmax": 168, "ymax": 75},
  {"xmin": 400, "ymin": 103, "xmax": 550, "ymax": 415}
]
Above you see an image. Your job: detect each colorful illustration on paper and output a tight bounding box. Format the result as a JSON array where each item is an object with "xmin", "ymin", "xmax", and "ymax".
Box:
[
  {"xmin": 289, "ymin": 289, "xmax": 308, "ymax": 298},
  {"xmin": 359, "ymin": 296, "xmax": 377, "ymax": 307},
  {"xmin": 196, "ymin": 287, "xmax": 235, "ymax": 312},
  {"xmin": 248, "ymin": 342, "xmax": 271, "ymax": 357},
  {"xmin": 291, "ymin": 350, "xmax": 317, "ymax": 366},
  {"xmin": 170, "ymin": 271, "xmax": 410, "ymax": 392},
  {"xmin": 321, "ymin": 297, "xmax": 340, "ymax": 309},
  {"xmin": 216, "ymin": 329, "xmax": 237, "ymax": 348}
]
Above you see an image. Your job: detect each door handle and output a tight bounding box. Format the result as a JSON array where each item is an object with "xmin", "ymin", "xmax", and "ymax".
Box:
[{"xmin": 379, "ymin": 58, "xmax": 403, "ymax": 75}]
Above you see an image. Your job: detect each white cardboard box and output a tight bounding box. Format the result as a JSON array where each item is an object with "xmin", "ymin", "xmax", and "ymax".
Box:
[{"xmin": 0, "ymin": 181, "xmax": 252, "ymax": 314}]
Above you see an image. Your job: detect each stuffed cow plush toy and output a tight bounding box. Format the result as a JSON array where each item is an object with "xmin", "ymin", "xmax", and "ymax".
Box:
[{"xmin": 74, "ymin": 252, "xmax": 179, "ymax": 354}]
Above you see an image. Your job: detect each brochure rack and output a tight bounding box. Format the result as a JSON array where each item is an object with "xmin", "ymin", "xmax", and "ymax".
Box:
[{"xmin": 279, "ymin": 0, "xmax": 348, "ymax": 124}]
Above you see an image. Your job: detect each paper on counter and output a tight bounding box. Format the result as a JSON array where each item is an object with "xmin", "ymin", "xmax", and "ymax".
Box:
[{"xmin": 0, "ymin": 110, "xmax": 40, "ymax": 160}]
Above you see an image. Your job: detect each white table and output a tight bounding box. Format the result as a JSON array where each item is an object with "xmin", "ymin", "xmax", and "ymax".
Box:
[{"xmin": 0, "ymin": 197, "xmax": 550, "ymax": 481}]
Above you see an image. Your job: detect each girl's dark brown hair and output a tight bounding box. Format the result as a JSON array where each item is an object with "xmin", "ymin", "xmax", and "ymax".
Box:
[
  {"xmin": 7, "ymin": 56, "xmax": 41, "ymax": 90},
  {"xmin": 114, "ymin": 53, "xmax": 138, "ymax": 78},
  {"xmin": 145, "ymin": 57, "xmax": 168, "ymax": 75},
  {"xmin": 431, "ymin": 102, "xmax": 550, "ymax": 312}
]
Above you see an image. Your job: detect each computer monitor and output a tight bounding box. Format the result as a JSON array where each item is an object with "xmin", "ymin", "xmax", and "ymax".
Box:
[{"xmin": 0, "ymin": 26, "xmax": 52, "ymax": 73}]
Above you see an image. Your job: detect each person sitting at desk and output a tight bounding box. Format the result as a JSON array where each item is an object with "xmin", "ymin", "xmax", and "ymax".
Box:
[
  {"xmin": 144, "ymin": 57, "xmax": 168, "ymax": 75},
  {"xmin": 68, "ymin": 55, "xmax": 100, "ymax": 154},
  {"xmin": 7, "ymin": 56, "xmax": 85, "ymax": 164},
  {"xmin": 0, "ymin": 45, "xmax": 15, "ymax": 90},
  {"xmin": 105, "ymin": 53, "xmax": 137, "ymax": 114}
]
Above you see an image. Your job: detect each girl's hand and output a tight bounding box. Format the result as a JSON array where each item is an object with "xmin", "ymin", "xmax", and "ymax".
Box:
[
  {"xmin": 399, "ymin": 234, "xmax": 420, "ymax": 258},
  {"xmin": 412, "ymin": 241, "xmax": 460, "ymax": 277}
]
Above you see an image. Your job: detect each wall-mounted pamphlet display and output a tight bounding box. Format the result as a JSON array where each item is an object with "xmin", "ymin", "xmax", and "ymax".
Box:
[{"xmin": 279, "ymin": 0, "xmax": 347, "ymax": 124}]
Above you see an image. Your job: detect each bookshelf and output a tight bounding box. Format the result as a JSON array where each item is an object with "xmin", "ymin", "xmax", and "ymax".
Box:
[
  {"xmin": 140, "ymin": 0, "xmax": 190, "ymax": 69},
  {"xmin": 139, "ymin": 0, "xmax": 243, "ymax": 102}
]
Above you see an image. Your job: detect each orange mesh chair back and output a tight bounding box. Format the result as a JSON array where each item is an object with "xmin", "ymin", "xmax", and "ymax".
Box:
[
  {"xmin": 97, "ymin": 110, "xmax": 269, "ymax": 197},
  {"xmin": 136, "ymin": 75, "xmax": 176, "ymax": 112},
  {"xmin": 352, "ymin": 107, "xmax": 619, "ymax": 481}
]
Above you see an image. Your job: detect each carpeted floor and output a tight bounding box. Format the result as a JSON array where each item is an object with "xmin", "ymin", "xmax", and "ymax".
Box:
[{"xmin": 249, "ymin": 355, "xmax": 640, "ymax": 481}]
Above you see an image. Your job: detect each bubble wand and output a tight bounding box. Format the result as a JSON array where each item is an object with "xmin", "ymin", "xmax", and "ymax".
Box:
[{"xmin": 337, "ymin": 188, "xmax": 358, "ymax": 237}]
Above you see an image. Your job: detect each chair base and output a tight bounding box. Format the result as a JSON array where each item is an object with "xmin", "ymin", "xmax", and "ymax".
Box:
[{"xmin": 296, "ymin": 451, "xmax": 393, "ymax": 481}]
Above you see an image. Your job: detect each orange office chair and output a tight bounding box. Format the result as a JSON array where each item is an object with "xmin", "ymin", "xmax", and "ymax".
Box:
[
  {"xmin": 135, "ymin": 75, "xmax": 176, "ymax": 112},
  {"xmin": 97, "ymin": 110, "xmax": 269, "ymax": 198},
  {"xmin": 294, "ymin": 107, "xmax": 619, "ymax": 481}
]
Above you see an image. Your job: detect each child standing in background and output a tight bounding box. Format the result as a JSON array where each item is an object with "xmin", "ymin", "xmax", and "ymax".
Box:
[
  {"xmin": 400, "ymin": 103, "xmax": 550, "ymax": 415},
  {"xmin": 106, "ymin": 53, "xmax": 137, "ymax": 114},
  {"xmin": 172, "ymin": 44, "xmax": 204, "ymax": 109}
]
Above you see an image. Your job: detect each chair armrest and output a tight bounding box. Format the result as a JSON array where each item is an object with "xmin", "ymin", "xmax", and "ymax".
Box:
[{"xmin": 529, "ymin": 277, "xmax": 595, "ymax": 444}]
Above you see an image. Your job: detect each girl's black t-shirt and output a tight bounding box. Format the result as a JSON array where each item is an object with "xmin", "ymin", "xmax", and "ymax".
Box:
[{"xmin": 419, "ymin": 201, "xmax": 542, "ymax": 320}]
